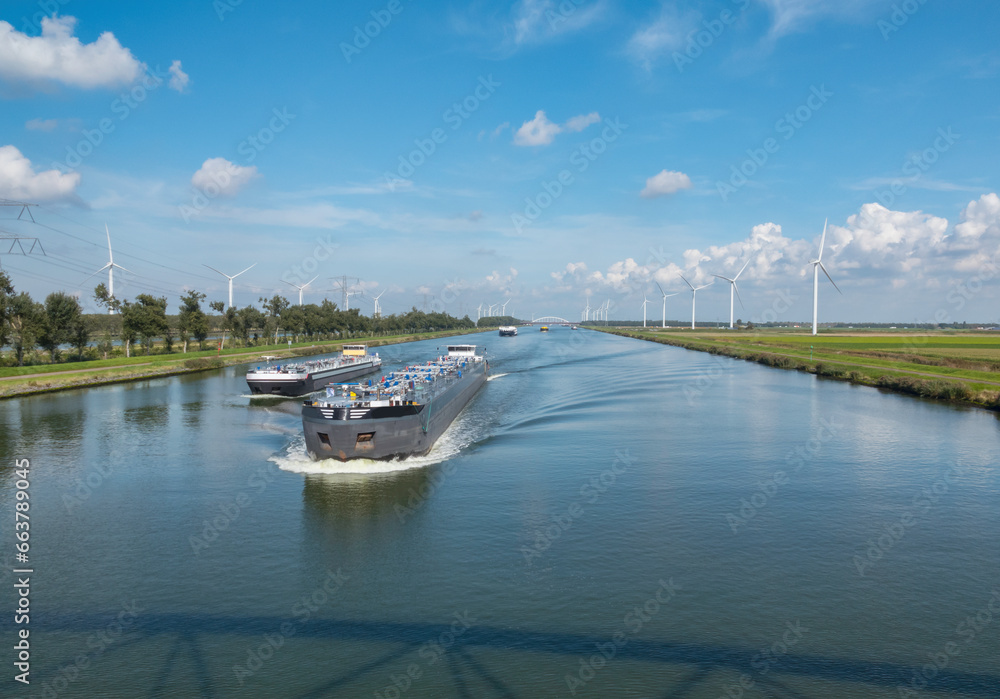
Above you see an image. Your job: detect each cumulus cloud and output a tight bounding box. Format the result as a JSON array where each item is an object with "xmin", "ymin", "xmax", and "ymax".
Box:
[
  {"xmin": 513, "ymin": 110, "xmax": 601, "ymax": 146},
  {"xmin": 168, "ymin": 60, "xmax": 189, "ymax": 93},
  {"xmin": 513, "ymin": 110, "xmax": 562, "ymax": 146},
  {"xmin": 0, "ymin": 144, "xmax": 81, "ymax": 202},
  {"xmin": 0, "ymin": 16, "xmax": 143, "ymax": 89},
  {"xmin": 640, "ymin": 169, "xmax": 692, "ymax": 198},
  {"xmin": 191, "ymin": 157, "xmax": 259, "ymax": 197},
  {"xmin": 550, "ymin": 261, "xmax": 588, "ymax": 283}
]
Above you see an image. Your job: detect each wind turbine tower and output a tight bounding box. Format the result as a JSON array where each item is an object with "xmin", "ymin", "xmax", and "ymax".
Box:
[
  {"xmin": 204, "ymin": 262, "xmax": 256, "ymax": 309},
  {"xmin": 641, "ymin": 292, "xmax": 650, "ymax": 328},
  {"xmin": 92, "ymin": 224, "xmax": 132, "ymax": 314},
  {"xmin": 680, "ymin": 275, "xmax": 713, "ymax": 330},
  {"xmin": 283, "ymin": 275, "xmax": 318, "ymax": 306},
  {"xmin": 713, "ymin": 257, "xmax": 752, "ymax": 330},
  {"xmin": 809, "ymin": 219, "xmax": 841, "ymax": 335},
  {"xmin": 372, "ymin": 290, "xmax": 385, "ymax": 317},
  {"xmin": 654, "ymin": 282, "xmax": 678, "ymax": 329}
]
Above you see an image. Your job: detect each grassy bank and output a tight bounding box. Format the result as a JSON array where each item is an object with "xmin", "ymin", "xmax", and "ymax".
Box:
[
  {"xmin": 599, "ymin": 327, "xmax": 1000, "ymax": 412},
  {"xmin": 0, "ymin": 329, "xmax": 479, "ymax": 399}
]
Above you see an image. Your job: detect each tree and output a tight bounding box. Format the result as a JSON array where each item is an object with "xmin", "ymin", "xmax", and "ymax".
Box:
[
  {"xmin": 210, "ymin": 300, "xmax": 231, "ymax": 349},
  {"xmin": 93, "ymin": 283, "xmax": 122, "ymax": 314},
  {"xmin": 8, "ymin": 293, "xmax": 44, "ymax": 366},
  {"xmin": 39, "ymin": 292, "xmax": 83, "ymax": 362},
  {"xmin": 70, "ymin": 314, "xmax": 91, "ymax": 360},
  {"xmin": 260, "ymin": 294, "xmax": 290, "ymax": 344},
  {"xmin": 0, "ymin": 271, "xmax": 14, "ymax": 350},
  {"xmin": 121, "ymin": 294, "xmax": 169, "ymax": 356},
  {"xmin": 235, "ymin": 305, "xmax": 265, "ymax": 346},
  {"xmin": 178, "ymin": 291, "xmax": 208, "ymax": 353}
]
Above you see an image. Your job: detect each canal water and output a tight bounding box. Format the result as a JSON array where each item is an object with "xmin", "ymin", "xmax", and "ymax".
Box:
[{"xmin": 1, "ymin": 327, "xmax": 998, "ymax": 698}]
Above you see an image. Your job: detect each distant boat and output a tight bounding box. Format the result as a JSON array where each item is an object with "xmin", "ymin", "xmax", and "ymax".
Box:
[
  {"xmin": 499, "ymin": 326, "xmax": 518, "ymax": 336},
  {"xmin": 540, "ymin": 326, "xmax": 549, "ymax": 332}
]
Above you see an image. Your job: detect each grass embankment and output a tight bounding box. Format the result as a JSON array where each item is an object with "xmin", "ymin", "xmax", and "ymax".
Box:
[
  {"xmin": 601, "ymin": 327, "xmax": 1000, "ymax": 411},
  {"xmin": 0, "ymin": 329, "xmax": 479, "ymax": 399}
]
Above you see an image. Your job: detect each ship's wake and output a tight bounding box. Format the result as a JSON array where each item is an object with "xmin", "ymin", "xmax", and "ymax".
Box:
[{"xmin": 270, "ymin": 411, "xmax": 481, "ymax": 476}]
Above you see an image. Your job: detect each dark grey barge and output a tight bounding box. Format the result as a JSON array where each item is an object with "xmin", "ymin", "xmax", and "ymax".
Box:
[{"xmin": 301, "ymin": 345, "xmax": 488, "ymax": 461}]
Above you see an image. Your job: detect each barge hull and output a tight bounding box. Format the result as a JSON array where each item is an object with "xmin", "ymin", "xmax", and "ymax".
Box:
[{"xmin": 302, "ymin": 366, "xmax": 486, "ymax": 461}]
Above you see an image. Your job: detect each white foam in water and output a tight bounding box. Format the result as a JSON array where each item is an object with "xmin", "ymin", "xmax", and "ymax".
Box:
[
  {"xmin": 271, "ymin": 413, "xmax": 474, "ymax": 476},
  {"xmin": 487, "ymin": 372, "xmax": 508, "ymax": 381}
]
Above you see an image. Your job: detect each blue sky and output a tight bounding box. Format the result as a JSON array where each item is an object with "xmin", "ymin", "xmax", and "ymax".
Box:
[{"xmin": 1, "ymin": 0, "xmax": 999, "ymax": 324}]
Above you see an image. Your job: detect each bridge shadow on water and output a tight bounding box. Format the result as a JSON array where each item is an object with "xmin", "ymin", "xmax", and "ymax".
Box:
[{"xmin": 9, "ymin": 612, "xmax": 1000, "ymax": 698}]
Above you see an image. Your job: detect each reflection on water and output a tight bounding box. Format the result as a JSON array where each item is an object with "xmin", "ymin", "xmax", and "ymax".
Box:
[{"xmin": 0, "ymin": 327, "xmax": 998, "ymax": 698}]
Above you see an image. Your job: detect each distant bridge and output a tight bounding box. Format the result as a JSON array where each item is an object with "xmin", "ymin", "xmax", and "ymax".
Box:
[{"xmin": 529, "ymin": 316, "xmax": 572, "ymax": 324}]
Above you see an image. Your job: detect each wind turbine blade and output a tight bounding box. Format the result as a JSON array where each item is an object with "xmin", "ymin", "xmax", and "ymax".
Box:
[
  {"xmin": 733, "ymin": 282, "xmax": 745, "ymax": 310},
  {"xmin": 819, "ymin": 262, "xmax": 842, "ymax": 294},
  {"xmin": 105, "ymin": 223, "xmax": 113, "ymax": 262},
  {"xmin": 305, "ymin": 275, "xmax": 319, "ymax": 287},
  {"xmin": 735, "ymin": 257, "xmax": 752, "ymax": 280},
  {"xmin": 82, "ymin": 264, "xmax": 112, "ymax": 284},
  {"xmin": 203, "ymin": 264, "xmax": 227, "ymax": 278},
  {"xmin": 112, "ymin": 263, "xmax": 133, "ymax": 275},
  {"xmin": 665, "ymin": 293, "xmax": 679, "ymax": 298},
  {"xmin": 818, "ymin": 219, "xmax": 828, "ymax": 262},
  {"xmin": 712, "ymin": 274, "xmax": 733, "ymax": 283},
  {"xmin": 233, "ymin": 263, "xmax": 257, "ymax": 278},
  {"xmin": 282, "ymin": 280, "xmax": 301, "ymax": 290},
  {"xmin": 655, "ymin": 281, "xmax": 665, "ymax": 297},
  {"xmin": 680, "ymin": 275, "xmax": 695, "ymax": 291}
]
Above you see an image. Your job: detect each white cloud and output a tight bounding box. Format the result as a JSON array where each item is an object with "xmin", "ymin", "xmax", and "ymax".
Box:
[
  {"xmin": 760, "ymin": 0, "xmax": 887, "ymax": 39},
  {"xmin": 25, "ymin": 118, "xmax": 57, "ymax": 131},
  {"xmin": 0, "ymin": 144, "xmax": 81, "ymax": 202},
  {"xmin": 626, "ymin": 4, "xmax": 698, "ymax": 70},
  {"xmin": 640, "ymin": 170, "xmax": 692, "ymax": 198},
  {"xmin": 564, "ymin": 112, "xmax": 600, "ymax": 132},
  {"xmin": 168, "ymin": 60, "xmax": 189, "ymax": 93},
  {"xmin": 513, "ymin": 110, "xmax": 601, "ymax": 146},
  {"xmin": 510, "ymin": 0, "xmax": 605, "ymax": 46},
  {"xmin": 513, "ymin": 110, "xmax": 562, "ymax": 146},
  {"xmin": 0, "ymin": 16, "xmax": 143, "ymax": 89},
  {"xmin": 191, "ymin": 157, "xmax": 259, "ymax": 197}
]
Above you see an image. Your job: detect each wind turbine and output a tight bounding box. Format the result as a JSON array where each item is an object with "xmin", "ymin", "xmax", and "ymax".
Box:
[
  {"xmin": 713, "ymin": 257, "xmax": 752, "ymax": 330},
  {"xmin": 809, "ymin": 219, "xmax": 841, "ymax": 335},
  {"xmin": 501, "ymin": 298, "xmax": 511, "ymax": 315},
  {"xmin": 654, "ymin": 282, "xmax": 678, "ymax": 329},
  {"xmin": 680, "ymin": 275, "xmax": 713, "ymax": 330},
  {"xmin": 88, "ymin": 224, "xmax": 132, "ymax": 314},
  {"xmin": 283, "ymin": 275, "xmax": 318, "ymax": 306},
  {"xmin": 204, "ymin": 262, "xmax": 256, "ymax": 308},
  {"xmin": 372, "ymin": 290, "xmax": 386, "ymax": 317},
  {"xmin": 584, "ymin": 300, "xmax": 591, "ymax": 322},
  {"xmin": 641, "ymin": 292, "xmax": 650, "ymax": 328}
]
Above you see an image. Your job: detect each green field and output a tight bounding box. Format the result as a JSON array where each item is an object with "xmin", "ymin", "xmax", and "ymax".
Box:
[{"xmin": 602, "ymin": 328, "xmax": 1000, "ymax": 410}]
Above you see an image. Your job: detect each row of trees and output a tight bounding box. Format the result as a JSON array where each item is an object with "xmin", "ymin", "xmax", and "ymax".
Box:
[
  {"xmin": 0, "ymin": 273, "xmax": 476, "ymax": 366},
  {"xmin": 0, "ymin": 272, "xmax": 90, "ymax": 366}
]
